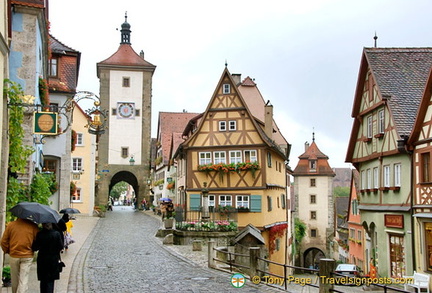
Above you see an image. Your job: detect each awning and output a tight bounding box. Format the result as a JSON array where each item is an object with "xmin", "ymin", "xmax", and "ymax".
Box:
[{"xmin": 412, "ymin": 213, "xmax": 432, "ymax": 218}]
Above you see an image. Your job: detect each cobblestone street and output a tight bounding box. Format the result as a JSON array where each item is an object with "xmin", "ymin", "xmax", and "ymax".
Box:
[{"xmin": 75, "ymin": 206, "xmax": 277, "ymax": 293}]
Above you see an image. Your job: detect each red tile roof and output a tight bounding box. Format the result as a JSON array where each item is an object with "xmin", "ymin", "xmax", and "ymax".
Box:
[
  {"xmin": 158, "ymin": 112, "xmax": 201, "ymax": 165},
  {"xmin": 98, "ymin": 44, "xmax": 155, "ymax": 67},
  {"xmin": 293, "ymin": 141, "xmax": 335, "ymax": 176}
]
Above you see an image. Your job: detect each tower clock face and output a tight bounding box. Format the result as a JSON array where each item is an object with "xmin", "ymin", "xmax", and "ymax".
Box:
[{"xmin": 118, "ymin": 103, "xmax": 134, "ymax": 118}]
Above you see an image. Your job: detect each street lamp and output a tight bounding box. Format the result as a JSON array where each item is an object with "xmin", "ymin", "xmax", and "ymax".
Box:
[{"xmin": 201, "ymin": 182, "xmax": 210, "ymax": 222}]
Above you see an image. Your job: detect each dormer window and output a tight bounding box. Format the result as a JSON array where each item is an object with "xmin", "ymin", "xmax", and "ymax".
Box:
[
  {"xmin": 223, "ymin": 84, "xmax": 230, "ymax": 94},
  {"xmin": 310, "ymin": 160, "xmax": 316, "ymax": 171},
  {"xmin": 49, "ymin": 58, "xmax": 58, "ymax": 77}
]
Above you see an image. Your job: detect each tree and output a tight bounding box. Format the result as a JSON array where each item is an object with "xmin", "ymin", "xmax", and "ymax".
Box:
[
  {"xmin": 333, "ymin": 186, "xmax": 350, "ymax": 197},
  {"xmin": 110, "ymin": 181, "xmax": 129, "ymax": 200}
]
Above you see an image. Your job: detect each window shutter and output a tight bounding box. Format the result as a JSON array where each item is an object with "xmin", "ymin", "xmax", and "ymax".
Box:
[
  {"xmin": 190, "ymin": 194, "xmax": 201, "ymax": 211},
  {"xmin": 250, "ymin": 195, "xmax": 261, "ymax": 212}
]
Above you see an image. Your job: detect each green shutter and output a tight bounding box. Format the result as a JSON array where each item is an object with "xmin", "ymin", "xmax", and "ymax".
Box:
[
  {"xmin": 250, "ymin": 195, "xmax": 261, "ymax": 212},
  {"xmin": 190, "ymin": 194, "xmax": 201, "ymax": 211}
]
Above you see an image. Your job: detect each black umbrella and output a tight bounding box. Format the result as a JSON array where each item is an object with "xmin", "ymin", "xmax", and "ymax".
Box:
[
  {"xmin": 59, "ymin": 208, "xmax": 81, "ymax": 214},
  {"xmin": 10, "ymin": 202, "xmax": 60, "ymax": 224}
]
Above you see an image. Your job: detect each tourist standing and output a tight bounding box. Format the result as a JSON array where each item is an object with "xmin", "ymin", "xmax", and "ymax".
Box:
[
  {"xmin": 32, "ymin": 222, "xmax": 64, "ymax": 293},
  {"xmin": 1, "ymin": 218, "xmax": 39, "ymax": 293}
]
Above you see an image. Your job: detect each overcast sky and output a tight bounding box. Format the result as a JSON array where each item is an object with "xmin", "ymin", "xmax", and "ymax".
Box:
[{"xmin": 49, "ymin": 0, "xmax": 432, "ymax": 169}]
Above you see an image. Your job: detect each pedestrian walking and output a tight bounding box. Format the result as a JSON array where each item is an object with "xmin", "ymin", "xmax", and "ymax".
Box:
[
  {"xmin": 32, "ymin": 222, "xmax": 64, "ymax": 293},
  {"xmin": 54, "ymin": 213, "xmax": 69, "ymax": 251},
  {"xmin": 64, "ymin": 214, "xmax": 74, "ymax": 250},
  {"xmin": 0, "ymin": 218, "xmax": 39, "ymax": 293}
]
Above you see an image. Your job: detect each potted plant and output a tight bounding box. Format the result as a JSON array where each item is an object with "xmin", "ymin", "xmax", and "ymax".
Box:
[
  {"xmin": 164, "ymin": 216, "xmax": 174, "ymax": 229},
  {"xmin": 2, "ymin": 266, "xmax": 11, "ymax": 287}
]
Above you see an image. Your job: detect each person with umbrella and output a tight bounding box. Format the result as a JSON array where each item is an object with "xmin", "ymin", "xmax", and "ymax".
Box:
[
  {"xmin": 32, "ymin": 222, "xmax": 64, "ymax": 293},
  {"xmin": 1, "ymin": 217, "xmax": 39, "ymax": 293}
]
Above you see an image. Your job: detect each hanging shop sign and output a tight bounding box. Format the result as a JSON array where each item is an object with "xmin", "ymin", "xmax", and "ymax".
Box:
[{"xmin": 34, "ymin": 112, "xmax": 58, "ymax": 135}]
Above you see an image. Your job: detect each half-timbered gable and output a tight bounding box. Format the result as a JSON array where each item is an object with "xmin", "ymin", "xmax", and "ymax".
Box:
[
  {"xmin": 407, "ymin": 67, "xmax": 432, "ymax": 278},
  {"xmin": 346, "ymin": 47, "xmax": 432, "ymax": 278},
  {"xmin": 176, "ymin": 67, "xmax": 290, "ymax": 272}
]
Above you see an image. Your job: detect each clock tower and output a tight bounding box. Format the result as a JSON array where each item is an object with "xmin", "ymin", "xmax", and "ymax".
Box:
[{"xmin": 96, "ymin": 14, "xmax": 156, "ymax": 207}]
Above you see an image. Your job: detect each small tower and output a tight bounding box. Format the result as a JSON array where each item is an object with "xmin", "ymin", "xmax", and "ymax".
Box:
[
  {"xmin": 292, "ymin": 133, "xmax": 335, "ymax": 268},
  {"xmin": 96, "ymin": 14, "xmax": 156, "ymax": 207}
]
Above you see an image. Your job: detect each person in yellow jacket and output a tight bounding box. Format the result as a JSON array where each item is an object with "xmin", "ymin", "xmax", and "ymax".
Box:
[
  {"xmin": 64, "ymin": 215, "xmax": 74, "ymax": 250},
  {"xmin": 1, "ymin": 218, "xmax": 39, "ymax": 293}
]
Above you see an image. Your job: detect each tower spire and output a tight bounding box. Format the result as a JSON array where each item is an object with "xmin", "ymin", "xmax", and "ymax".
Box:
[{"xmin": 120, "ymin": 12, "xmax": 131, "ymax": 45}]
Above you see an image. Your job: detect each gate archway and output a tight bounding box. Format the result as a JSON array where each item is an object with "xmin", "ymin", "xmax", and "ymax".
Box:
[{"xmin": 303, "ymin": 247, "xmax": 325, "ymax": 269}]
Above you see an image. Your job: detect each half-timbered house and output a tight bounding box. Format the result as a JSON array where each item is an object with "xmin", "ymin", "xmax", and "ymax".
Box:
[
  {"xmin": 346, "ymin": 47, "xmax": 432, "ymax": 278},
  {"xmin": 175, "ymin": 67, "xmax": 291, "ymax": 270},
  {"xmin": 407, "ymin": 67, "xmax": 432, "ymax": 282}
]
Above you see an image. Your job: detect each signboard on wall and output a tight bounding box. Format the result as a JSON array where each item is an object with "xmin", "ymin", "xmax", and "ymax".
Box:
[{"xmin": 384, "ymin": 214, "xmax": 404, "ymax": 228}]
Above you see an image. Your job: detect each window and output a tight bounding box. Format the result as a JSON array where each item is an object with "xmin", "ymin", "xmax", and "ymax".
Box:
[
  {"xmin": 310, "ymin": 211, "xmax": 317, "ymax": 220},
  {"xmin": 394, "ymin": 164, "xmax": 401, "ymax": 187},
  {"xmin": 310, "ymin": 229, "xmax": 317, "ymax": 238},
  {"xmin": 389, "ymin": 234, "xmax": 405, "ymax": 278},
  {"xmin": 281, "ymin": 194, "xmax": 286, "ymax": 209},
  {"xmin": 310, "ymin": 178, "xmax": 316, "ymax": 187},
  {"xmin": 267, "ymin": 152, "xmax": 272, "ymax": 167},
  {"xmin": 213, "ymin": 151, "xmax": 226, "ymax": 164},
  {"xmin": 199, "ymin": 152, "xmax": 212, "ymax": 165},
  {"xmin": 351, "ymin": 199, "xmax": 358, "ymax": 215},
  {"xmin": 367, "ymin": 115, "xmax": 373, "ymax": 138},
  {"xmin": 229, "ymin": 121, "xmax": 236, "ymax": 131},
  {"xmin": 373, "ymin": 167, "xmax": 379, "ymax": 189},
  {"xmin": 310, "ymin": 194, "xmax": 316, "ymax": 204},
  {"xmin": 229, "ymin": 151, "xmax": 242, "ymax": 163},
  {"xmin": 76, "ymin": 133, "xmax": 84, "ymax": 146},
  {"xmin": 236, "ymin": 196, "xmax": 249, "ymax": 208},
  {"xmin": 424, "ymin": 222, "xmax": 432, "ymax": 272},
  {"xmin": 384, "ymin": 165, "xmax": 390, "ymax": 187},
  {"xmin": 244, "ymin": 150, "xmax": 257, "ymax": 162},
  {"xmin": 122, "ymin": 77, "xmax": 130, "ymax": 87},
  {"xmin": 209, "ymin": 195, "xmax": 215, "ymax": 207},
  {"xmin": 72, "ymin": 158, "xmax": 83, "ymax": 172},
  {"xmin": 219, "ymin": 195, "xmax": 232, "ymax": 207},
  {"xmin": 378, "ymin": 110, "xmax": 385, "ymax": 134},
  {"xmin": 361, "ymin": 170, "xmax": 366, "ymax": 189},
  {"xmin": 71, "ymin": 187, "xmax": 81, "ymax": 202},
  {"xmin": 49, "ymin": 103, "xmax": 58, "ymax": 112},
  {"xmin": 267, "ymin": 196, "xmax": 272, "ymax": 211},
  {"xmin": 121, "ymin": 147, "xmax": 129, "ymax": 158},
  {"xmin": 350, "ymin": 228, "xmax": 355, "ymax": 239},
  {"xmin": 48, "ymin": 58, "xmax": 58, "ymax": 77},
  {"xmin": 357, "ymin": 230, "xmax": 362, "ymax": 242},
  {"xmin": 219, "ymin": 121, "xmax": 226, "ymax": 131},
  {"xmin": 367, "ymin": 169, "xmax": 372, "ymax": 189},
  {"xmin": 422, "ymin": 153, "xmax": 431, "ymax": 182},
  {"xmin": 310, "ymin": 160, "xmax": 316, "ymax": 171},
  {"xmin": 43, "ymin": 159, "xmax": 56, "ymax": 173},
  {"xmin": 223, "ymin": 84, "xmax": 230, "ymax": 94}
]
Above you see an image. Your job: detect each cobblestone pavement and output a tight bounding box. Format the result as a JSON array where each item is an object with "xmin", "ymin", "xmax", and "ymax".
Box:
[{"xmin": 77, "ymin": 206, "xmax": 280, "ymax": 293}]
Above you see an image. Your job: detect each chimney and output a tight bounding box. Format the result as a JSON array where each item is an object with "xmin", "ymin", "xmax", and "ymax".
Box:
[
  {"xmin": 265, "ymin": 101, "xmax": 273, "ymax": 139},
  {"xmin": 305, "ymin": 141, "xmax": 309, "ymax": 151},
  {"xmin": 140, "ymin": 50, "xmax": 144, "ymax": 59},
  {"xmin": 231, "ymin": 73, "xmax": 241, "ymax": 86}
]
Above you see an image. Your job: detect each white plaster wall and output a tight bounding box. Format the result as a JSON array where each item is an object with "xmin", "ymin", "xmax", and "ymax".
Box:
[{"xmin": 108, "ymin": 70, "xmax": 143, "ymax": 165}]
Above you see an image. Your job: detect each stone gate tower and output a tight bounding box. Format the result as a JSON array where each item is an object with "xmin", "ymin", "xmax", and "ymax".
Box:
[{"xmin": 95, "ymin": 14, "xmax": 156, "ymax": 207}]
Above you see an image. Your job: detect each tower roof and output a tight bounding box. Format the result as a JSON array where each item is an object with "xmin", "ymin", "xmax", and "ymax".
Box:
[
  {"xmin": 97, "ymin": 15, "xmax": 155, "ymax": 77},
  {"xmin": 293, "ymin": 140, "xmax": 335, "ymax": 176}
]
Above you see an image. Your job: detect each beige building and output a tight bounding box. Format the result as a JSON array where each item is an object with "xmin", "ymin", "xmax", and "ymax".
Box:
[{"xmin": 70, "ymin": 102, "xmax": 96, "ymax": 215}]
